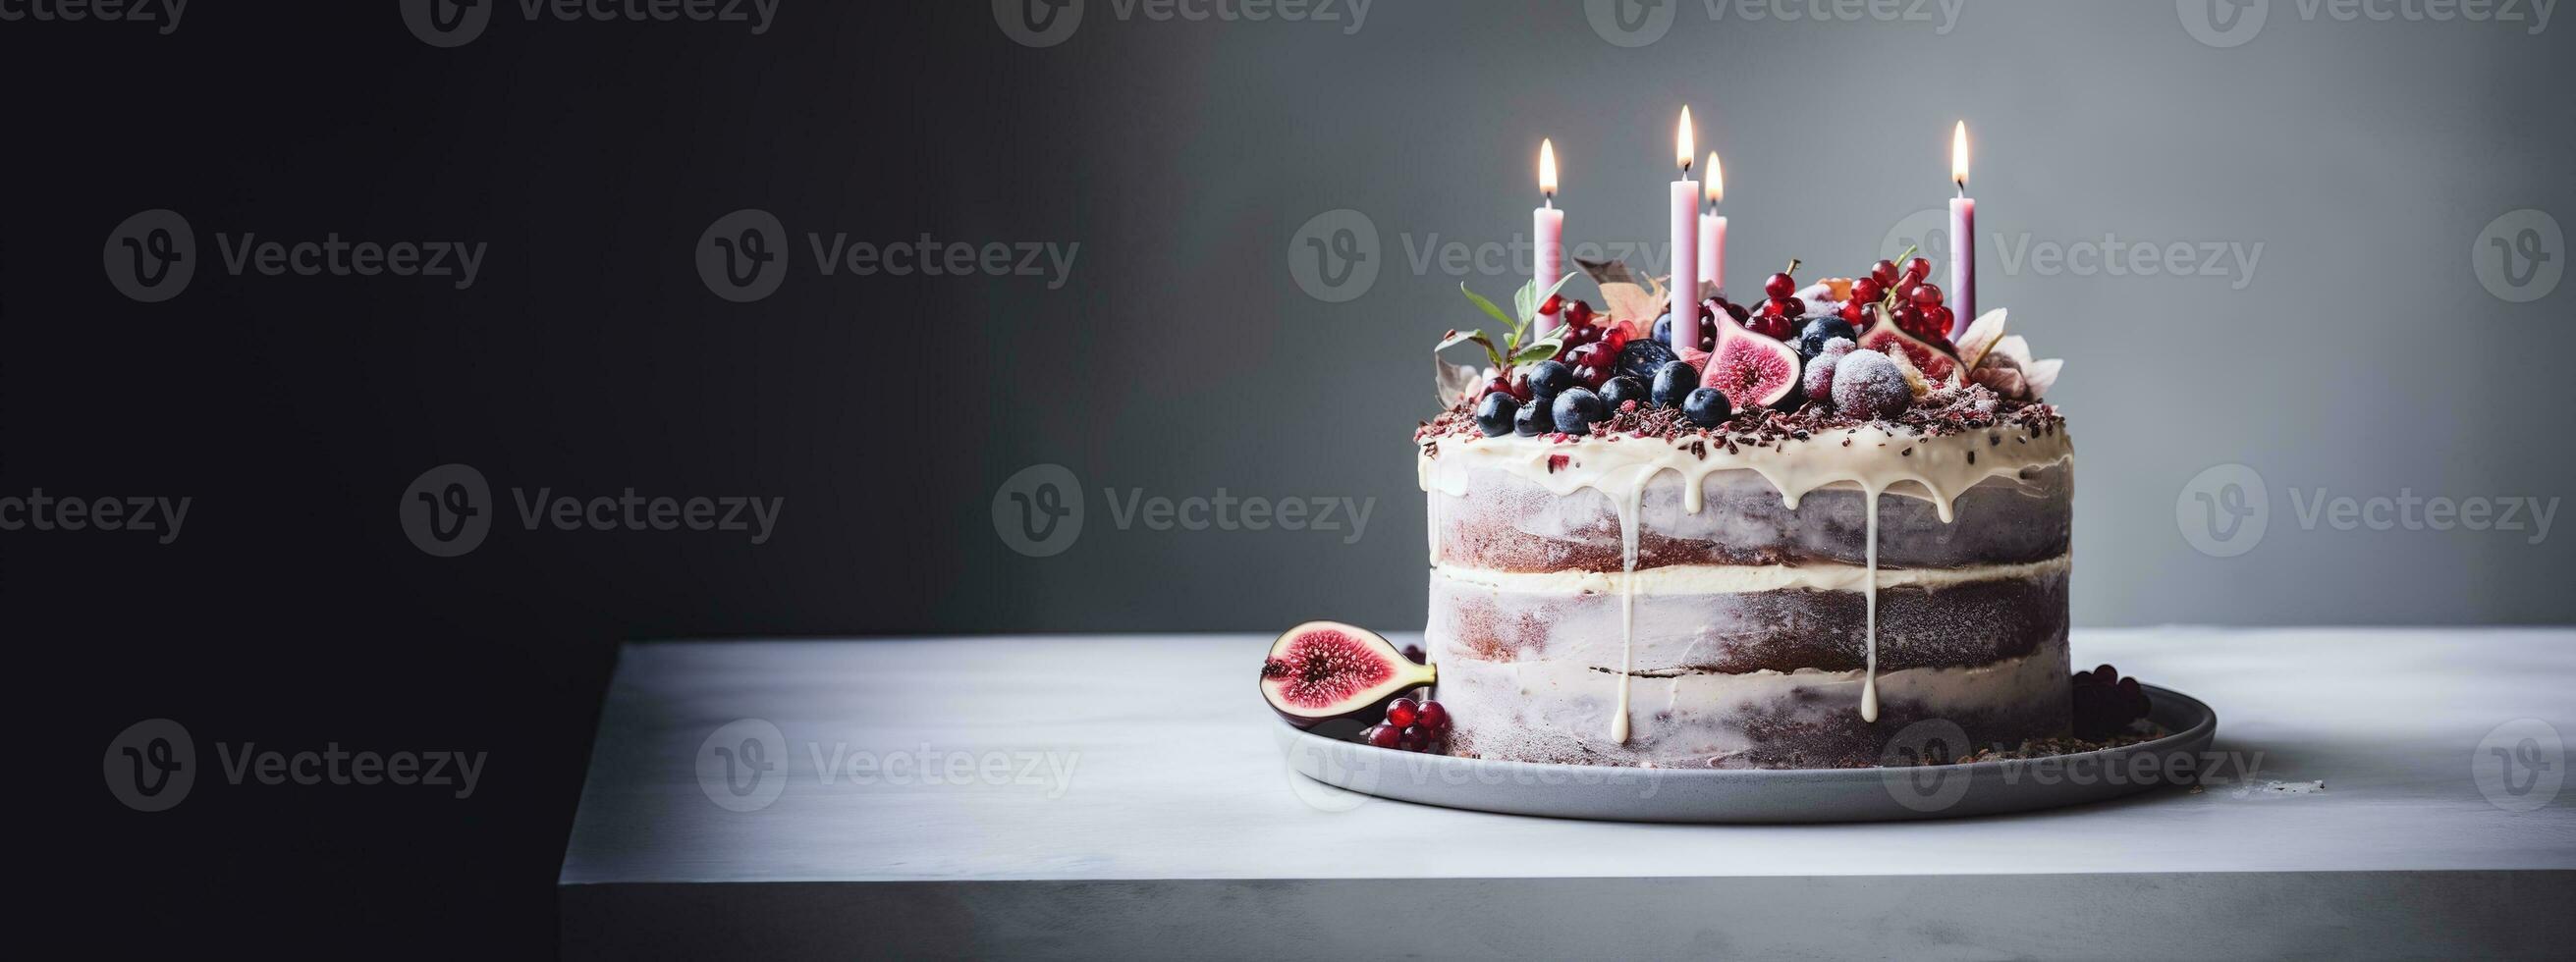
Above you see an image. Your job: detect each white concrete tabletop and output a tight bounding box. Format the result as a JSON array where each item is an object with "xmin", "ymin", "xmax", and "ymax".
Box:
[{"xmin": 559, "ymin": 628, "xmax": 2576, "ymax": 960}]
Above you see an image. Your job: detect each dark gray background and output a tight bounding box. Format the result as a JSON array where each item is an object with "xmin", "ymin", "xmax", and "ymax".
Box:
[{"xmin": 5, "ymin": 0, "xmax": 2567, "ymax": 953}]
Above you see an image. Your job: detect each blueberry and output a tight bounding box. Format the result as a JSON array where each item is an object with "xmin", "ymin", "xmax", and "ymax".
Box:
[
  {"xmin": 1511, "ymin": 401, "xmax": 1548, "ymax": 437},
  {"xmin": 1552, "ymin": 388, "xmax": 1606, "ymax": 435},
  {"xmin": 1473, "ymin": 393, "xmax": 1519, "ymax": 437},
  {"xmin": 1650, "ymin": 313, "xmax": 1673, "ymax": 347},
  {"xmin": 1795, "ymin": 317, "xmax": 1860, "ymax": 358},
  {"xmin": 1616, "ymin": 339, "xmax": 1679, "ymax": 381},
  {"xmin": 1650, "ymin": 360, "xmax": 1697, "ymax": 408},
  {"xmin": 1681, "ymin": 387, "xmax": 1732, "ymax": 428},
  {"xmin": 1525, "ymin": 359, "xmax": 1575, "ymax": 398},
  {"xmin": 1598, "ymin": 375, "xmax": 1649, "ymax": 412}
]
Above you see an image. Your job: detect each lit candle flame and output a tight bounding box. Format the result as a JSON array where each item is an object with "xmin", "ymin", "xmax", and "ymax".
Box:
[
  {"xmin": 1705, "ymin": 152, "xmax": 1724, "ymax": 205},
  {"xmin": 1676, "ymin": 107, "xmax": 1695, "ymax": 173},
  {"xmin": 1539, "ymin": 138, "xmax": 1558, "ymax": 199},
  {"xmin": 1951, "ymin": 121, "xmax": 1969, "ymax": 191}
]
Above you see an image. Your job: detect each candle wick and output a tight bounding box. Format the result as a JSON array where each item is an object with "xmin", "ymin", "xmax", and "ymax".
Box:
[{"xmin": 1955, "ymin": 177, "xmax": 1966, "ymax": 197}]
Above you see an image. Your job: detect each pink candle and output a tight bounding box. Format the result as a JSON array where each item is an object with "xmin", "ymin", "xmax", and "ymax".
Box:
[
  {"xmin": 1697, "ymin": 152, "xmax": 1725, "ymax": 295},
  {"xmin": 1948, "ymin": 122, "xmax": 1975, "ymax": 339},
  {"xmin": 1669, "ymin": 108, "xmax": 1700, "ymax": 351},
  {"xmin": 1535, "ymin": 139, "xmax": 1565, "ymax": 332}
]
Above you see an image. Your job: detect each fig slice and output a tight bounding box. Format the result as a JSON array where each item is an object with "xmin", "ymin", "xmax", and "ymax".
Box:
[
  {"xmin": 1259, "ymin": 621, "xmax": 1436, "ymax": 728},
  {"xmin": 1855, "ymin": 305, "xmax": 1960, "ymax": 385},
  {"xmin": 1697, "ymin": 314, "xmax": 1801, "ymax": 410}
]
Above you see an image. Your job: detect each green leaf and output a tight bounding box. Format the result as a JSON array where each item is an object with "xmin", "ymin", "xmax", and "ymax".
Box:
[
  {"xmin": 1435, "ymin": 328, "xmax": 1488, "ymax": 352},
  {"xmin": 1436, "ymin": 328, "xmax": 1505, "ymax": 372},
  {"xmin": 1510, "ymin": 336, "xmax": 1564, "ymax": 367},
  {"xmin": 1459, "ymin": 283, "xmax": 1514, "ymax": 329},
  {"xmin": 1513, "ymin": 273, "xmax": 1584, "ymax": 325}
]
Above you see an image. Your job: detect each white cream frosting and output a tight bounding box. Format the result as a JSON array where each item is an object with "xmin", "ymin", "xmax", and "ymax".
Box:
[
  {"xmin": 1431, "ymin": 554, "xmax": 2070, "ymax": 595},
  {"xmin": 1419, "ymin": 419, "xmax": 2073, "ymax": 740}
]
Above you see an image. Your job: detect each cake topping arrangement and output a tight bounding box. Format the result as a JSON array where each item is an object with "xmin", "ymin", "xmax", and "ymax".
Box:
[{"xmin": 1435, "ymin": 250, "xmax": 2059, "ymax": 445}]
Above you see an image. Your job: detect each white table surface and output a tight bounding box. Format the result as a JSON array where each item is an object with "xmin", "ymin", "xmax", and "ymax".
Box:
[{"xmin": 559, "ymin": 628, "xmax": 2576, "ymax": 959}]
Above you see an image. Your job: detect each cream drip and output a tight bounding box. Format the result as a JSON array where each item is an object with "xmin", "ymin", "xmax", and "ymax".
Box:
[{"xmin": 1420, "ymin": 422, "xmax": 2072, "ymax": 737}]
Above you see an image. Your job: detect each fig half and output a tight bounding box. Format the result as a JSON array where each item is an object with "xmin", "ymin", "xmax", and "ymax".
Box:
[
  {"xmin": 1855, "ymin": 305, "xmax": 1960, "ymax": 385},
  {"xmin": 1259, "ymin": 621, "xmax": 1437, "ymax": 728},
  {"xmin": 1697, "ymin": 314, "xmax": 1801, "ymax": 410}
]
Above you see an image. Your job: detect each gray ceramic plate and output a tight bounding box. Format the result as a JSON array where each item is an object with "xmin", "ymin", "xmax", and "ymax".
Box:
[{"xmin": 1283, "ymin": 684, "xmax": 2217, "ymax": 823}]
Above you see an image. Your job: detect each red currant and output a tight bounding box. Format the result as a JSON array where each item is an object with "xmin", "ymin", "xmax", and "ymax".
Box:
[
  {"xmin": 1839, "ymin": 300, "xmax": 1869, "ymax": 325},
  {"xmin": 1400, "ymin": 725, "xmax": 1434, "ymax": 752},
  {"xmin": 1758, "ymin": 298, "xmax": 1788, "ymax": 317},
  {"xmin": 1904, "ymin": 257, "xmax": 1932, "ymax": 282},
  {"xmin": 1908, "ymin": 283, "xmax": 1944, "ymax": 308},
  {"xmin": 1893, "ymin": 304, "xmax": 1927, "ymax": 336},
  {"xmin": 1574, "ymin": 364, "xmax": 1611, "ymax": 389},
  {"xmin": 1870, "ymin": 260, "xmax": 1899, "ymax": 287},
  {"xmin": 1363, "ymin": 723, "xmax": 1401, "ymax": 748},
  {"xmin": 1416, "ymin": 700, "xmax": 1452, "ymax": 732},
  {"xmin": 1385, "ymin": 697, "xmax": 1419, "ymax": 728},
  {"xmin": 1851, "ymin": 277, "xmax": 1885, "ymax": 304},
  {"xmin": 1922, "ymin": 305, "xmax": 1954, "ymax": 337},
  {"xmin": 1541, "ymin": 294, "xmax": 1564, "ymax": 316},
  {"xmin": 1763, "ymin": 272, "xmax": 1797, "ymax": 300}
]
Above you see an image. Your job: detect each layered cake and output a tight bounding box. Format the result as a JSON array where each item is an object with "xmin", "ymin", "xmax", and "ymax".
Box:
[{"xmin": 1418, "ymin": 261, "xmax": 2070, "ymax": 769}]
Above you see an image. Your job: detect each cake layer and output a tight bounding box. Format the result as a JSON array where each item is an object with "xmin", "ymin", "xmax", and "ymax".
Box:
[
  {"xmin": 1434, "ymin": 642, "xmax": 2073, "ymax": 769},
  {"xmin": 1420, "ymin": 427, "xmax": 2072, "ymax": 573},
  {"xmin": 1430, "ymin": 461, "xmax": 2069, "ymax": 572},
  {"xmin": 1429, "ymin": 564, "xmax": 2068, "ymax": 674}
]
